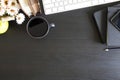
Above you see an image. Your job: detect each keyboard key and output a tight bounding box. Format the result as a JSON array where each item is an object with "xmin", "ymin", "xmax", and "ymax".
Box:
[
  {"xmin": 43, "ymin": 0, "xmax": 52, "ymax": 4},
  {"xmin": 44, "ymin": 3, "xmax": 54, "ymax": 9},
  {"xmin": 58, "ymin": 7, "xmax": 64, "ymax": 11}
]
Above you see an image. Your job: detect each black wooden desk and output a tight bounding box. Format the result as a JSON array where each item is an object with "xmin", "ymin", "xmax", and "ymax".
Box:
[{"xmin": 0, "ymin": 2, "xmax": 120, "ymax": 80}]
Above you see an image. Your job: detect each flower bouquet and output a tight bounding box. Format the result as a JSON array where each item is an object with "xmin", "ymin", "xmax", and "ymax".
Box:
[
  {"xmin": 0, "ymin": 0, "xmax": 41, "ymax": 34},
  {"xmin": 0, "ymin": 0, "xmax": 25, "ymax": 34},
  {"xmin": 0, "ymin": 0, "xmax": 25, "ymax": 24}
]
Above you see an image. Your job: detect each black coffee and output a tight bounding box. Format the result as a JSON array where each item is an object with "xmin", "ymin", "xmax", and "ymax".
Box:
[{"xmin": 28, "ymin": 18, "xmax": 48, "ymax": 37}]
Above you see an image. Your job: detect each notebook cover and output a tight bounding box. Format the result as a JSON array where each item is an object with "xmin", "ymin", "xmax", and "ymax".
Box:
[
  {"xmin": 93, "ymin": 9, "xmax": 107, "ymax": 43},
  {"xmin": 107, "ymin": 5, "xmax": 120, "ymax": 47}
]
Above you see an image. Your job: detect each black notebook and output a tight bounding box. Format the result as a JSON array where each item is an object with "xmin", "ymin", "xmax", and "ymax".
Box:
[
  {"xmin": 93, "ymin": 9, "xmax": 107, "ymax": 43},
  {"xmin": 107, "ymin": 5, "xmax": 120, "ymax": 47},
  {"xmin": 93, "ymin": 4, "xmax": 120, "ymax": 47}
]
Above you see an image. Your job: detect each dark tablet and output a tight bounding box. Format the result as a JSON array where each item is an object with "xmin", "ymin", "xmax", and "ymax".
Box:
[{"xmin": 111, "ymin": 10, "xmax": 120, "ymax": 31}]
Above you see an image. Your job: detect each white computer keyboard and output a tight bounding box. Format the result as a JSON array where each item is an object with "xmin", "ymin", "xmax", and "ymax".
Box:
[{"xmin": 42, "ymin": 0, "xmax": 120, "ymax": 15}]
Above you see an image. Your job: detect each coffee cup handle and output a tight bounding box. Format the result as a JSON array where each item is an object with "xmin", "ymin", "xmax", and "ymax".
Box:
[{"xmin": 50, "ymin": 23, "xmax": 55, "ymax": 28}]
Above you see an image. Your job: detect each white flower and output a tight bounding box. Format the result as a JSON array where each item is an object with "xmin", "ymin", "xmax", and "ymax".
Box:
[
  {"xmin": 0, "ymin": 6, "xmax": 5, "ymax": 16},
  {"xmin": 1, "ymin": 0, "xmax": 9, "ymax": 9},
  {"xmin": 6, "ymin": 7, "xmax": 19, "ymax": 16},
  {"xmin": 8, "ymin": 0, "xmax": 20, "ymax": 9},
  {"xmin": 16, "ymin": 13, "xmax": 25, "ymax": 24}
]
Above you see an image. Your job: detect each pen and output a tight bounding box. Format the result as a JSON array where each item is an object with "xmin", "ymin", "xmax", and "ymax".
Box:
[{"xmin": 105, "ymin": 47, "xmax": 120, "ymax": 51}]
